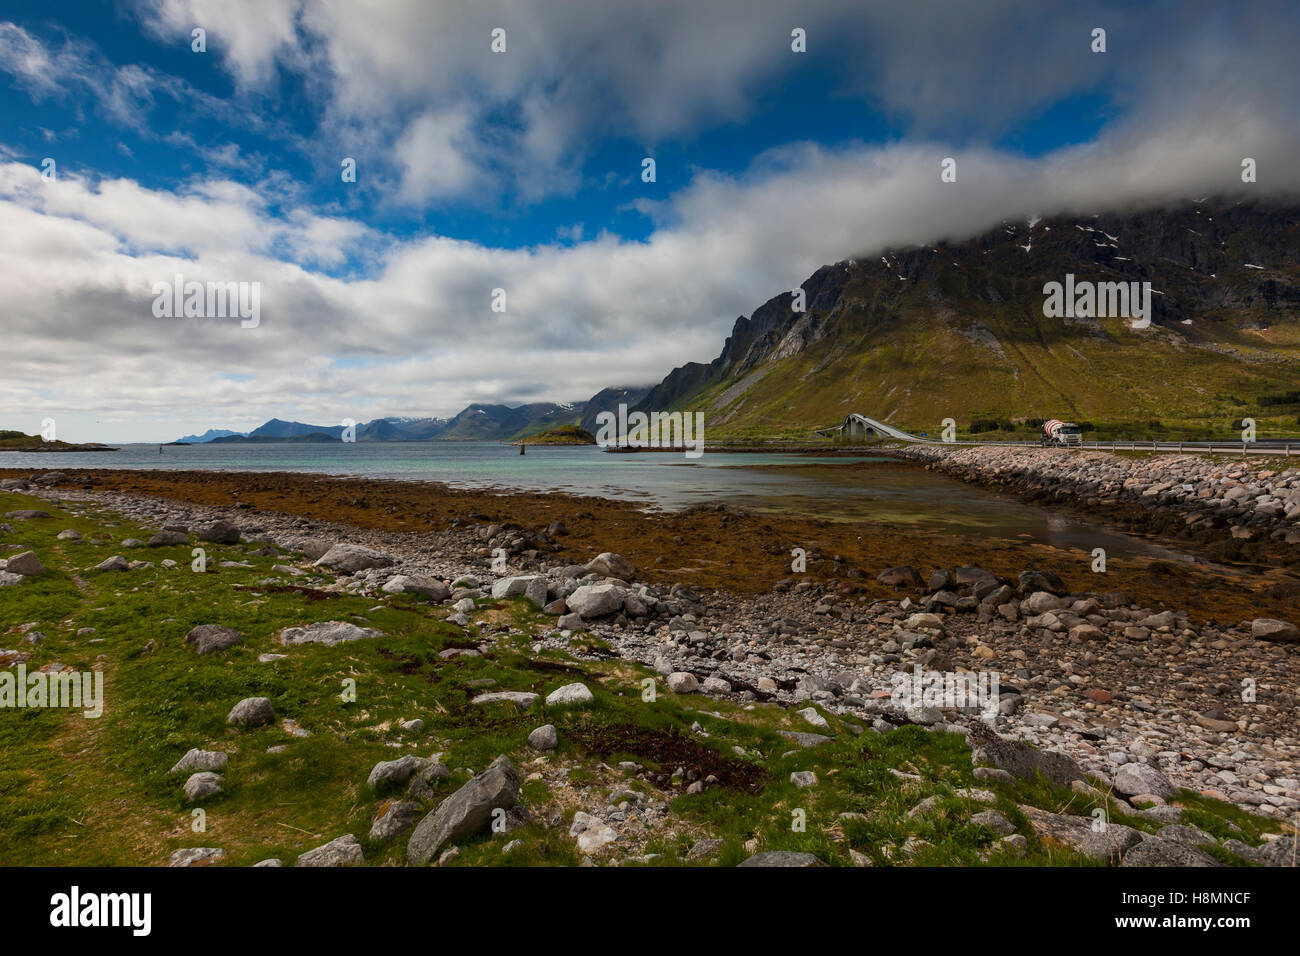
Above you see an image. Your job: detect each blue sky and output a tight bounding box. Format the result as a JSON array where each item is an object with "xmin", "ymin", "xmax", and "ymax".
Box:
[
  {"xmin": 1, "ymin": 0, "xmax": 1297, "ymax": 441},
  {"xmin": 0, "ymin": 0, "xmax": 1121, "ymax": 253}
]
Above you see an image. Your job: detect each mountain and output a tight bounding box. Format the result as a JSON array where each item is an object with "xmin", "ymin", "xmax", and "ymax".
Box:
[
  {"xmin": 175, "ymin": 428, "xmax": 247, "ymax": 443},
  {"xmin": 250, "ymin": 418, "xmax": 348, "ymax": 440},
  {"xmin": 632, "ymin": 198, "xmax": 1300, "ymax": 438},
  {"xmin": 209, "ymin": 431, "xmax": 338, "ymax": 443},
  {"xmin": 356, "ymin": 417, "xmax": 450, "ymax": 441},
  {"xmin": 579, "ymin": 386, "xmax": 653, "ymax": 432},
  {"xmin": 436, "ymin": 402, "xmax": 583, "ymax": 441}
]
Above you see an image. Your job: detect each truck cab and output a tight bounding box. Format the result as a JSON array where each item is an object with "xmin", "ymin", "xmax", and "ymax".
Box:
[{"xmin": 1041, "ymin": 420, "xmax": 1083, "ymax": 447}]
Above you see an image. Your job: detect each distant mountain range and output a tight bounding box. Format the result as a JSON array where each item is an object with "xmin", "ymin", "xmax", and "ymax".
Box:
[
  {"xmin": 174, "ymin": 389, "xmax": 651, "ymax": 444},
  {"xmin": 174, "ymin": 428, "xmax": 248, "ymax": 443}
]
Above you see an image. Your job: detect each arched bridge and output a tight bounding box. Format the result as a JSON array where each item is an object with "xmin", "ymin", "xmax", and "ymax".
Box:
[{"xmin": 814, "ymin": 413, "xmax": 925, "ymax": 442}]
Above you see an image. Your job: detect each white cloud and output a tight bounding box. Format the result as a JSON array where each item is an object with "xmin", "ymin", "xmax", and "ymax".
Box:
[
  {"xmin": 134, "ymin": 0, "xmax": 304, "ymax": 89},
  {"xmin": 394, "ymin": 108, "xmax": 480, "ymax": 204},
  {"xmin": 116, "ymin": 0, "xmax": 1214, "ymax": 206}
]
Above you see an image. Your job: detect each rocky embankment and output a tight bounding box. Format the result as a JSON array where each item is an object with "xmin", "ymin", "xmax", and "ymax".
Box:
[
  {"xmin": 6, "ymin": 473, "xmax": 1300, "ymax": 852},
  {"xmin": 890, "ymin": 445, "xmax": 1300, "ymax": 565}
]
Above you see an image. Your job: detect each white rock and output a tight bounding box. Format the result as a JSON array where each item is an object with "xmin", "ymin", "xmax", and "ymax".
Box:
[
  {"xmin": 566, "ymin": 583, "xmax": 628, "ymax": 619},
  {"xmin": 667, "ymin": 672, "xmax": 699, "ymax": 694},
  {"xmin": 569, "ymin": 811, "xmax": 618, "ymax": 854},
  {"xmin": 545, "ymin": 682, "xmax": 593, "ymax": 707},
  {"xmin": 797, "ymin": 707, "xmax": 829, "ymax": 729}
]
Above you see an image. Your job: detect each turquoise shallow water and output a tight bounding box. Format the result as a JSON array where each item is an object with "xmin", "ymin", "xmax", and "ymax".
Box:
[{"xmin": 0, "ymin": 441, "xmax": 1175, "ymax": 560}]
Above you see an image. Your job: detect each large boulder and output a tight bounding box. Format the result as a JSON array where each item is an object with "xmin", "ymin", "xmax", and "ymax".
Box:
[
  {"xmin": 4, "ymin": 551, "xmax": 44, "ymax": 576},
  {"xmin": 185, "ymin": 624, "xmax": 243, "ymax": 655},
  {"xmin": 184, "ymin": 772, "xmax": 223, "ymax": 802},
  {"xmin": 370, "ymin": 801, "xmax": 421, "ymax": 842},
  {"xmin": 1251, "ymin": 618, "xmax": 1299, "ymax": 643},
  {"xmin": 927, "ymin": 569, "xmax": 955, "ymax": 592},
  {"xmin": 584, "ymin": 552, "xmax": 636, "ymax": 580},
  {"xmin": 1020, "ymin": 806, "xmax": 1144, "ymax": 863},
  {"xmin": 1244, "ymin": 833, "xmax": 1298, "ymax": 867},
  {"xmin": 1120, "ymin": 837, "xmax": 1220, "ymax": 867},
  {"xmin": 877, "ymin": 565, "xmax": 924, "ymax": 588},
  {"xmin": 471, "ymin": 691, "xmax": 539, "ymax": 712},
  {"xmin": 148, "ymin": 530, "xmax": 189, "ymax": 547},
  {"xmin": 954, "ymin": 565, "xmax": 999, "ymax": 587},
  {"xmin": 169, "ymin": 749, "xmax": 229, "ymax": 774},
  {"xmin": 367, "ymin": 755, "xmax": 420, "ymax": 792},
  {"xmin": 198, "ymin": 520, "xmax": 242, "ymax": 545},
  {"xmin": 1138, "ymin": 610, "xmax": 1178, "ymax": 629},
  {"xmin": 297, "ymin": 834, "xmax": 364, "ymax": 867},
  {"xmin": 406, "ymin": 755, "xmax": 520, "ymax": 865},
  {"xmin": 287, "ymin": 537, "xmax": 333, "ymax": 560},
  {"xmin": 279, "ymin": 621, "xmax": 383, "ymax": 646},
  {"xmin": 490, "ymin": 575, "xmax": 549, "ymax": 607},
  {"xmin": 1018, "ymin": 569, "xmax": 1067, "ymax": 596},
  {"xmin": 1114, "ymin": 762, "xmax": 1178, "ymax": 799},
  {"xmin": 226, "ymin": 697, "xmax": 274, "ymax": 728},
  {"xmin": 1020, "ymin": 591, "xmax": 1064, "ymax": 615},
  {"xmin": 966, "ymin": 722, "xmax": 1087, "ymax": 788},
  {"xmin": 382, "ymin": 574, "xmax": 451, "ymax": 601},
  {"xmin": 545, "ymin": 682, "xmax": 593, "ymax": 707},
  {"xmin": 528, "ymin": 724, "xmax": 558, "ymax": 750},
  {"xmin": 566, "ymin": 583, "xmax": 628, "ymax": 619},
  {"xmin": 313, "ymin": 544, "xmax": 393, "ymax": 573},
  {"xmin": 667, "ymin": 672, "xmax": 698, "ymax": 694},
  {"xmin": 95, "ymin": 555, "xmax": 129, "ymax": 572}
]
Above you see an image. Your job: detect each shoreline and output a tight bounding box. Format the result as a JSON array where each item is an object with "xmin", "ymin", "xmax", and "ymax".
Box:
[
  {"xmin": 2, "ymin": 465, "xmax": 1297, "ymax": 622},
  {"xmin": 885, "ymin": 445, "xmax": 1300, "ymax": 572}
]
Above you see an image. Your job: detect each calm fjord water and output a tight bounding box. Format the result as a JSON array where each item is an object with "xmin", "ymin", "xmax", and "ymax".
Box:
[{"xmin": 0, "ymin": 441, "xmax": 1168, "ymax": 559}]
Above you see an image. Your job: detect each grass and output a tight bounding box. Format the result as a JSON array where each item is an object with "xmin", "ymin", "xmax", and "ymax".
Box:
[{"xmin": 0, "ymin": 490, "xmax": 1289, "ymax": 866}]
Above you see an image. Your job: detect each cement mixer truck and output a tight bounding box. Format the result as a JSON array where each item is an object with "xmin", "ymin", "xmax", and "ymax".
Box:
[{"xmin": 1041, "ymin": 419, "xmax": 1083, "ymax": 447}]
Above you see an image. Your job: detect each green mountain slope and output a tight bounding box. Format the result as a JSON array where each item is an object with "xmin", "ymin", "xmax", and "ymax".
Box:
[{"xmin": 636, "ymin": 199, "xmax": 1300, "ymax": 440}]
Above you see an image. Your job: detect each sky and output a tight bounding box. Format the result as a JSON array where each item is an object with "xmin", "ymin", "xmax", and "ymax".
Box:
[{"xmin": 2, "ymin": 0, "xmax": 1299, "ymax": 442}]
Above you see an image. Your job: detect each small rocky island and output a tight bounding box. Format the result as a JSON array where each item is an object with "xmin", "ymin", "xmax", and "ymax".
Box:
[
  {"xmin": 513, "ymin": 425, "xmax": 596, "ymax": 446},
  {"xmin": 0, "ymin": 430, "xmax": 116, "ymax": 452}
]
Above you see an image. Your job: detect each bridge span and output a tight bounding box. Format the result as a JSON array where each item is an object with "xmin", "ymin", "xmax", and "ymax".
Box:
[
  {"xmin": 814, "ymin": 413, "xmax": 925, "ymax": 442},
  {"xmin": 815, "ymin": 413, "xmax": 1299, "ymax": 457}
]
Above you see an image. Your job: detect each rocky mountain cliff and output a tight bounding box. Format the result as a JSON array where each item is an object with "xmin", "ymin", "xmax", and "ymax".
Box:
[{"xmin": 634, "ymin": 198, "xmax": 1300, "ymax": 438}]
